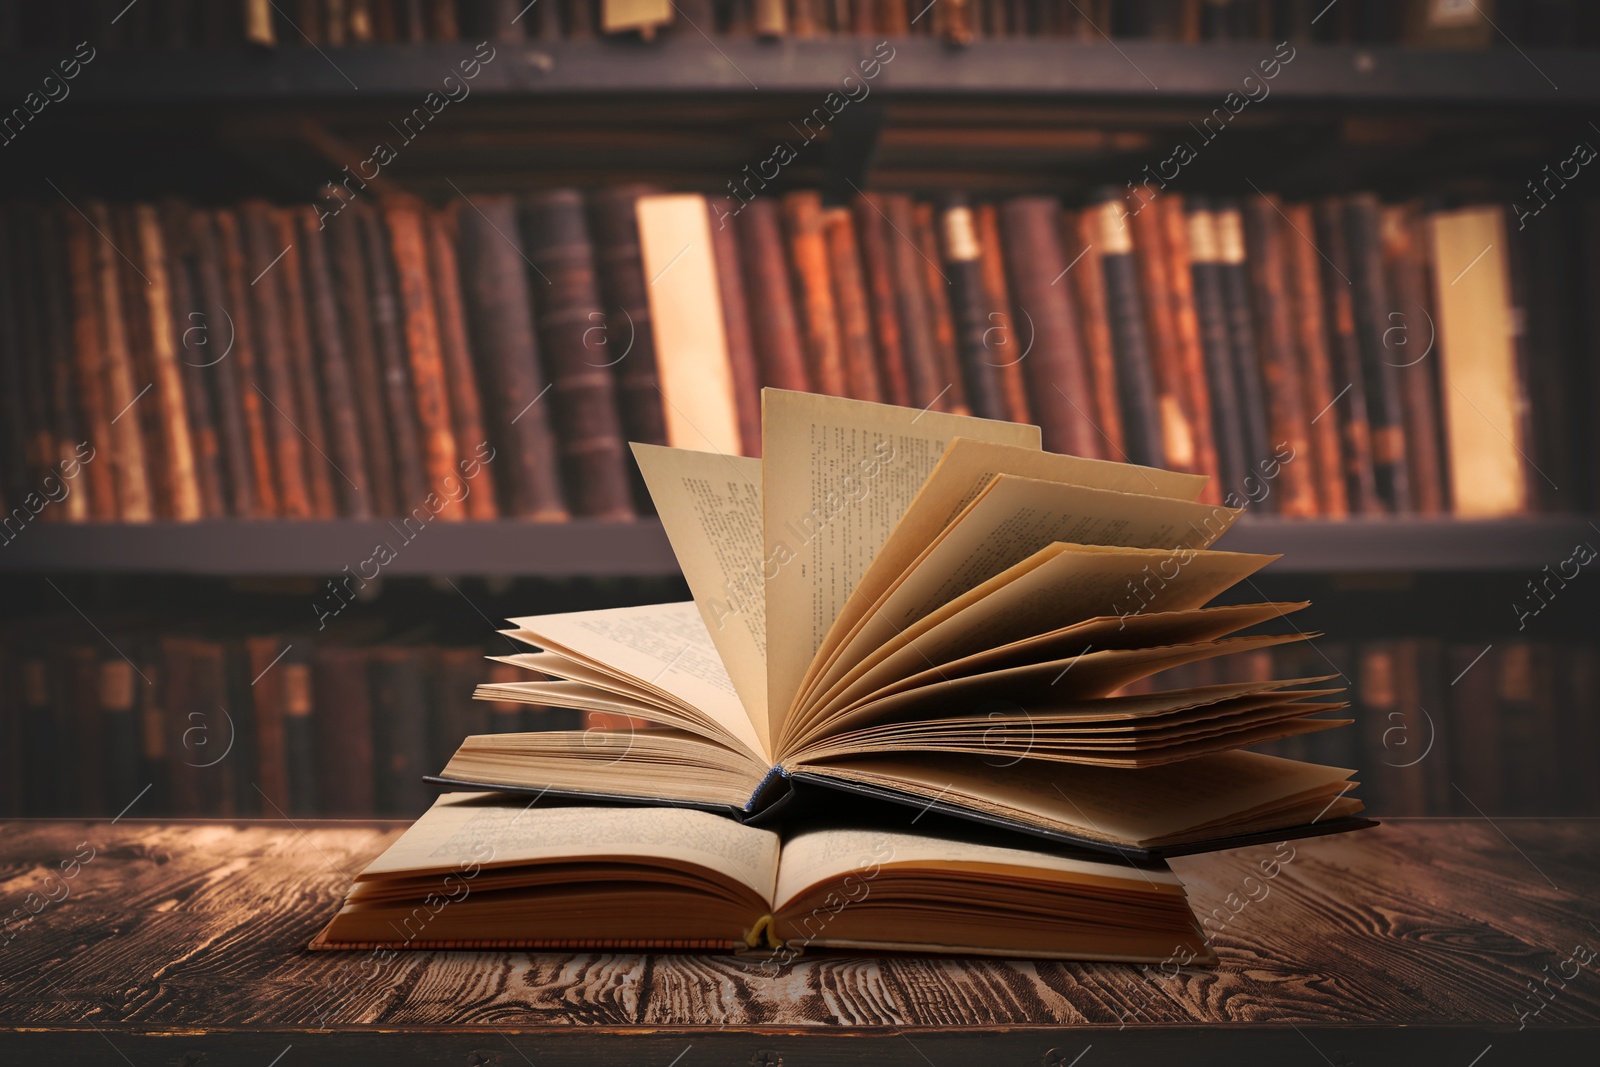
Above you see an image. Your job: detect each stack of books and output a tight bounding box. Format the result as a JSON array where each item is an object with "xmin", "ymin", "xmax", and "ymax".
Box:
[{"xmin": 313, "ymin": 390, "xmax": 1370, "ymax": 961}]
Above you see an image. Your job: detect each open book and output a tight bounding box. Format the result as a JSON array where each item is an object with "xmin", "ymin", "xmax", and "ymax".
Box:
[
  {"xmin": 312, "ymin": 794, "xmax": 1212, "ymax": 963},
  {"xmin": 433, "ymin": 390, "xmax": 1368, "ymax": 857}
]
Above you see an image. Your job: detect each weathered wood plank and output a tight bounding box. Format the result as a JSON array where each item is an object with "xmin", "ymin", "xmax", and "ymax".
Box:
[{"xmin": 1, "ymin": 817, "xmax": 1596, "ymax": 1063}]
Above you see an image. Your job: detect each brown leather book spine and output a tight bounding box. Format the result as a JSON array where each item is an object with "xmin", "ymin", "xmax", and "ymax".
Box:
[
  {"xmin": 246, "ymin": 635, "xmax": 290, "ymax": 807},
  {"xmin": 36, "ymin": 211, "xmax": 93, "ymax": 522},
  {"xmin": 1000, "ymin": 195, "xmax": 1101, "ymax": 459},
  {"xmin": 521, "ymin": 190, "xmax": 634, "ymax": 520},
  {"xmin": 1129, "ymin": 195, "xmax": 1199, "ymax": 474},
  {"xmin": 1241, "ymin": 195, "xmax": 1318, "ymax": 516},
  {"xmin": 241, "ymin": 202, "xmax": 314, "ymax": 519},
  {"xmin": 914, "ymin": 200, "xmax": 969, "ymax": 415},
  {"xmin": 1154, "ymin": 195, "xmax": 1221, "ymax": 502},
  {"xmin": 736, "ymin": 199, "xmax": 811, "ymax": 392},
  {"xmin": 1344, "ymin": 193, "xmax": 1411, "ymax": 512},
  {"xmin": 783, "ymin": 191, "xmax": 849, "ymax": 397},
  {"xmin": 1063, "ymin": 209, "xmax": 1125, "ymax": 459},
  {"xmin": 709, "ymin": 208, "xmax": 764, "ymax": 456},
  {"xmin": 851, "ymin": 194, "xmax": 911, "ymax": 407},
  {"xmin": 884, "ymin": 193, "xmax": 949, "ymax": 411},
  {"xmin": 269, "ymin": 210, "xmax": 339, "ymax": 519},
  {"xmin": 978, "ymin": 203, "xmax": 1031, "ymax": 425},
  {"xmin": 1091, "ymin": 195, "xmax": 1167, "ymax": 467},
  {"xmin": 383, "ymin": 198, "xmax": 467, "ymax": 521},
  {"xmin": 355, "ymin": 201, "xmax": 431, "ymax": 509},
  {"xmin": 791, "ymin": 0, "xmax": 821, "ymax": 36},
  {"xmin": 823, "ymin": 206, "xmax": 884, "ymax": 404},
  {"xmin": 1313, "ymin": 198, "xmax": 1381, "ymax": 514},
  {"xmin": 326, "ymin": 206, "xmax": 400, "ymax": 516},
  {"xmin": 214, "ymin": 207, "xmax": 281, "ymax": 517},
  {"xmin": 294, "ymin": 207, "xmax": 372, "ymax": 518},
  {"xmin": 426, "ymin": 205, "xmax": 499, "ymax": 519},
  {"xmin": 312, "ymin": 646, "xmax": 375, "ymax": 817},
  {"xmin": 566, "ymin": 0, "xmax": 596, "ymax": 37},
  {"xmin": 88, "ymin": 202, "xmax": 155, "ymax": 521},
  {"xmin": 939, "ymin": 198, "xmax": 1006, "ymax": 420},
  {"xmin": 112, "ymin": 205, "xmax": 173, "ymax": 518},
  {"xmin": 428, "ymin": 0, "xmax": 459, "ymax": 38},
  {"xmin": 585, "ymin": 186, "xmax": 671, "ymax": 495},
  {"xmin": 183, "ymin": 209, "xmax": 257, "ymax": 517},
  {"xmin": 454, "ymin": 193, "xmax": 568, "ymax": 521},
  {"xmin": 1380, "ymin": 204, "xmax": 1446, "ymax": 515},
  {"xmin": 3, "ymin": 209, "xmax": 56, "ymax": 514},
  {"xmin": 134, "ymin": 204, "xmax": 204, "ymax": 521},
  {"xmin": 1282, "ymin": 202, "xmax": 1349, "ymax": 518},
  {"xmin": 878, "ymin": 0, "xmax": 909, "ymax": 34},
  {"xmin": 1214, "ymin": 200, "xmax": 1273, "ymax": 504},
  {"xmin": 61, "ymin": 207, "xmax": 120, "ymax": 519},
  {"xmin": 152, "ymin": 203, "xmax": 222, "ymax": 519}
]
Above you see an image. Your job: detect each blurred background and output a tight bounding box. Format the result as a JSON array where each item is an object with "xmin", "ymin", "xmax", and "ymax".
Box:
[{"xmin": 0, "ymin": 0, "xmax": 1595, "ymax": 823}]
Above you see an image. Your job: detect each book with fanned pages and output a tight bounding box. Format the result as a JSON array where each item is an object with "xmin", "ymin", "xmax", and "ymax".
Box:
[
  {"xmin": 311, "ymin": 794, "xmax": 1214, "ymax": 963},
  {"xmin": 428, "ymin": 389, "xmax": 1371, "ymax": 860}
]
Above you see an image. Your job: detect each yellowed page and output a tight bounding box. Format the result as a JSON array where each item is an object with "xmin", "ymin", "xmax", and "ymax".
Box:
[
  {"xmin": 762, "ymin": 390, "xmax": 1040, "ymax": 745},
  {"xmin": 801, "ymin": 751, "xmax": 1354, "ymax": 848},
  {"xmin": 807, "ymin": 476, "xmax": 1239, "ymax": 726},
  {"xmin": 793, "ymin": 437, "xmax": 1207, "ymax": 719},
  {"xmin": 635, "ymin": 195, "xmax": 742, "ymax": 455},
  {"xmin": 632, "ymin": 443, "xmax": 767, "ymax": 745},
  {"xmin": 362, "ymin": 795, "xmax": 781, "ymax": 903},
  {"xmin": 773, "ymin": 825, "xmax": 1180, "ymax": 912},
  {"xmin": 506, "ymin": 601, "xmax": 764, "ymax": 760},
  {"xmin": 804, "ymin": 544, "xmax": 1276, "ymax": 733}
]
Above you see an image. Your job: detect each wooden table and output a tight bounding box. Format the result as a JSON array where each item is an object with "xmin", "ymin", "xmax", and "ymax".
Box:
[{"xmin": 1, "ymin": 818, "xmax": 1595, "ymax": 1064}]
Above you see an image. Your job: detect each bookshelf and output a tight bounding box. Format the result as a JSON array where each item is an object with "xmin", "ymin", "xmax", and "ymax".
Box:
[
  {"xmin": 3, "ymin": 9, "xmax": 1597, "ymax": 824},
  {"xmin": 1, "ymin": 40, "xmax": 1596, "ymax": 103},
  {"xmin": 2, "ymin": 515, "xmax": 1596, "ymax": 576}
]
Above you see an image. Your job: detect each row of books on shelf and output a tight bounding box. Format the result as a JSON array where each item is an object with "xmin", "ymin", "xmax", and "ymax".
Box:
[
  {"xmin": 0, "ymin": 0, "xmax": 1587, "ymax": 51},
  {"xmin": 0, "ymin": 619, "xmax": 1591, "ymax": 820},
  {"xmin": 1, "ymin": 183, "xmax": 1588, "ymax": 531},
  {"xmin": 0, "ymin": 620, "xmax": 590, "ymax": 820}
]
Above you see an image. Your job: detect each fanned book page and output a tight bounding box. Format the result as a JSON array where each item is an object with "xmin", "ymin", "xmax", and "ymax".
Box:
[{"xmin": 437, "ymin": 389, "xmax": 1371, "ymax": 859}]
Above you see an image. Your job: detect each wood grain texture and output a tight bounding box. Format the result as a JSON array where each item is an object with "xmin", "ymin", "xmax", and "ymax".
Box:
[{"xmin": 0, "ymin": 820, "xmax": 1594, "ymax": 1062}]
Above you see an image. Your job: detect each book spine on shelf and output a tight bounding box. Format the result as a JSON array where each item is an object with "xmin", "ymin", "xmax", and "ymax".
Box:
[
  {"xmin": 134, "ymin": 205, "xmax": 205, "ymax": 521},
  {"xmin": 1344, "ymin": 193, "xmax": 1412, "ymax": 512},
  {"xmin": 1062, "ymin": 208, "xmax": 1125, "ymax": 459},
  {"xmin": 1088, "ymin": 195, "xmax": 1164, "ymax": 467},
  {"xmin": 356, "ymin": 201, "xmax": 432, "ymax": 510},
  {"xmin": 1129, "ymin": 193, "xmax": 1199, "ymax": 476},
  {"xmin": 521, "ymin": 189, "xmax": 635, "ymax": 519},
  {"xmin": 784, "ymin": 191, "xmax": 850, "ymax": 398},
  {"xmin": 313, "ymin": 646, "xmax": 376, "ymax": 817},
  {"xmin": 710, "ymin": 201, "xmax": 765, "ymax": 455},
  {"xmin": 940, "ymin": 196, "xmax": 1007, "ymax": 421},
  {"xmin": 426, "ymin": 205, "xmax": 500, "ymax": 519},
  {"xmin": 824, "ymin": 205, "xmax": 886, "ymax": 405},
  {"xmin": 37, "ymin": 210, "xmax": 94, "ymax": 522},
  {"xmin": 883, "ymin": 194, "xmax": 948, "ymax": 411},
  {"xmin": 241, "ymin": 201, "xmax": 315, "ymax": 519},
  {"xmin": 1313, "ymin": 197, "xmax": 1382, "ymax": 514},
  {"xmin": 1379, "ymin": 203, "xmax": 1448, "ymax": 516},
  {"xmin": 1214, "ymin": 201, "xmax": 1273, "ymax": 508},
  {"xmin": 852, "ymin": 193, "xmax": 912, "ymax": 408},
  {"xmin": 914, "ymin": 200, "xmax": 970, "ymax": 415},
  {"xmin": 90, "ymin": 201, "xmax": 156, "ymax": 521},
  {"xmin": 327, "ymin": 202, "xmax": 402, "ymax": 516},
  {"xmin": 737, "ymin": 198, "xmax": 811, "ymax": 393},
  {"xmin": 977, "ymin": 203, "xmax": 1032, "ymax": 426},
  {"xmin": 1154, "ymin": 194, "xmax": 1221, "ymax": 503},
  {"xmin": 454, "ymin": 193, "xmax": 569, "ymax": 520},
  {"xmin": 1282, "ymin": 201, "xmax": 1348, "ymax": 517}
]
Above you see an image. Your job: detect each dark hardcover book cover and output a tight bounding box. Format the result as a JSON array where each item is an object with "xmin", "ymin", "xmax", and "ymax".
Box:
[
  {"xmin": 241, "ymin": 201, "xmax": 314, "ymax": 519},
  {"xmin": 1128, "ymin": 194, "xmax": 1200, "ymax": 477},
  {"xmin": 709, "ymin": 202, "xmax": 764, "ymax": 455},
  {"xmin": 269, "ymin": 209, "xmax": 339, "ymax": 518},
  {"xmin": 1380, "ymin": 203, "xmax": 1449, "ymax": 516},
  {"xmin": 1511, "ymin": 200, "xmax": 1583, "ymax": 514},
  {"xmin": 1282, "ymin": 201, "xmax": 1348, "ymax": 517},
  {"xmin": 737, "ymin": 198, "xmax": 811, "ymax": 393},
  {"xmin": 426, "ymin": 205, "xmax": 499, "ymax": 518},
  {"xmin": 995, "ymin": 195, "xmax": 1099, "ymax": 458},
  {"xmin": 214, "ymin": 207, "xmax": 281, "ymax": 517},
  {"xmin": 327, "ymin": 202, "xmax": 401, "ymax": 516},
  {"xmin": 370, "ymin": 647, "xmax": 435, "ymax": 817},
  {"xmin": 825, "ymin": 205, "xmax": 885, "ymax": 404},
  {"xmin": 1214, "ymin": 200, "xmax": 1273, "ymax": 507},
  {"xmin": 1241, "ymin": 195, "xmax": 1318, "ymax": 516},
  {"xmin": 383, "ymin": 197, "xmax": 468, "ymax": 521},
  {"xmin": 586, "ymin": 185, "xmax": 671, "ymax": 498},
  {"xmin": 1343, "ymin": 193, "xmax": 1412, "ymax": 512},
  {"xmin": 356, "ymin": 201, "xmax": 432, "ymax": 510},
  {"xmin": 851, "ymin": 194, "xmax": 911, "ymax": 408},
  {"xmin": 312, "ymin": 644, "xmax": 377, "ymax": 818},
  {"xmin": 940, "ymin": 196, "xmax": 1007, "ymax": 421},
  {"xmin": 884, "ymin": 193, "xmax": 948, "ymax": 411},
  {"xmin": 914, "ymin": 200, "xmax": 970, "ymax": 414},
  {"xmin": 60, "ymin": 205, "xmax": 121, "ymax": 519},
  {"xmin": 1313, "ymin": 198, "xmax": 1382, "ymax": 514},
  {"xmin": 295, "ymin": 206, "xmax": 373, "ymax": 518},
  {"xmin": 1183, "ymin": 200, "xmax": 1248, "ymax": 502},
  {"xmin": 1062, "ymin": 208, "xmax": 1126, "ymax": 459},
  {"xmin": 783, "ymin": 190, "xmax": 850, "ymax": 397},
  {"xmin": 454, "ymin": 193, "xmax": 568, "ymax": 520},
  {"xmin": 521, "ymin": 189, "xmax": 635, "ymax": 519},
  {"xmin": 1084, "ymin": 194, "xmax": 1164, "ymax": 467},
  {"xmin": 978, "ymin": 203, "xmax": 1032, "ymax": 426}
]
